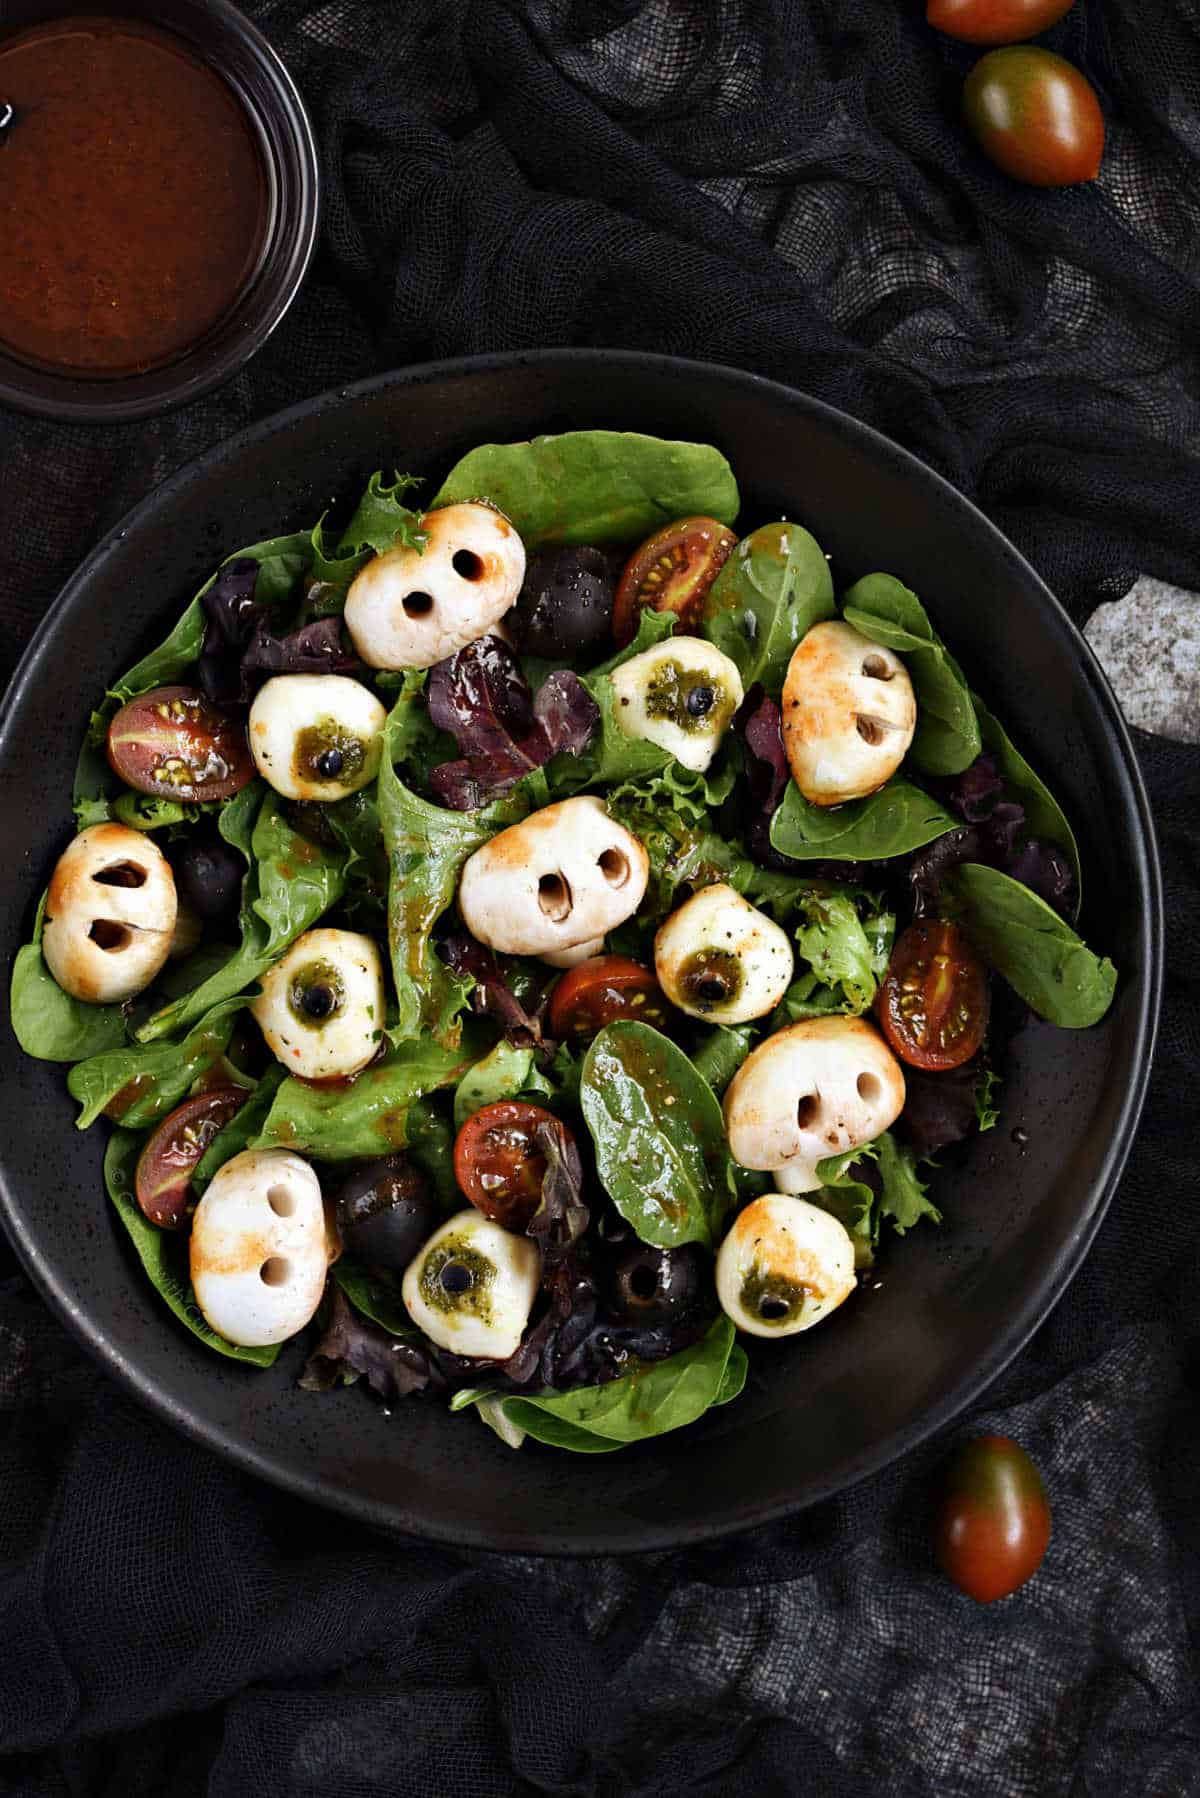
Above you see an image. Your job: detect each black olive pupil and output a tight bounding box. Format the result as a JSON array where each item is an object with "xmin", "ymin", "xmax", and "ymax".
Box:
[
  {"xmin": 686, "ymin": 686, "xmax": 715, "ymax": 717},
  {"xmin": 301, "ymin": 983, "xmax": 334, "ymax": 1019},
  {"xmin": 316, "ymin": 748, "xmax": 344, "ymax": 777},
  {"xmin": 695, "ymin": 976, "xmax": 727, "ymax": 1001},
  {"xmin": 759, "ymin": 1296, "xmax": 790, "ymax": 1320},
  {"xmin": 440, "ymin": 1261, "xmax": 473, "ymax": 1294}
]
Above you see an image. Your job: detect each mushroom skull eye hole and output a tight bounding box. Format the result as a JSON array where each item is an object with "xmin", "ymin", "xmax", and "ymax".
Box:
[
  {"xmin": 259, "ymin": 1256, "xmax": 291, "ymax": 1286},
  {"xmin": 89, "ymin": 919, "xmax": 132, "ymax": 952},
  {"xmin": 597, "ymin": 847, "xmax": 630, "ymax": 888},
  {"xmin": 402, "ymin": 591, "xmax": 434, "ymax": 618},
  {"xmin": 679, "ymin": 947, "xmax": 743, "ymax": 1009},
  {"xmin": 861, "ymin": 655, "xmax": 894, "ymax": 681},
  {"xmin": 91, "ymin": 861, "xmax": 147, "ymax": 888},
  {"xmin": 452, "ymin": 548, "xmax": 484, "ymax": 582},
  {"xmin": 267, "ymin": 1185, "xmax": 297, "ymax": 1217},
  {"xmin": 855, "ymin": 714, "xmax": 889, "ymax": 745},
  {"xmin": 796, "ymin": 1092, "xmax": 820, "ymax": 1130},
  {"xmin": 537, "ymin": 871, "xmax": 573, "ymax": 921},
  {"xmin": 857, "ymin": 1071, "xmax": 882, "ymax": 1102}
]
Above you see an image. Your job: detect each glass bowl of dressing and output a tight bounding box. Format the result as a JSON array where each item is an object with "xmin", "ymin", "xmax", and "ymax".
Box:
[{"xmin": 0, "ymin": 0, "xmax": 318, "ymax": 421}]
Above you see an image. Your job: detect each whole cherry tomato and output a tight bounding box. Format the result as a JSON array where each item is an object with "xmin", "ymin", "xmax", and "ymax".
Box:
[
  {"xmin": 935, "ymin": 1434, "xmax": 1052, "ymax": 1602},
  {"xmin": 107, "ymin": 685, "xmax": 255, "ymax": 802},
  {"xmin": 878, "ymin": 920, "xmax": 989, "ymax": 1071},
  {"xmin": 453, "ymin": 1100, "xmax": 572, "ymax": 1231},
  {"xmin": 964, "ymin": 48, "xmax": 1104, "ymax": 187},
  {"xmin": 613, "ymin": 516, "xmax": 737, "ymax": 647},
  {"xmin": 134, "ymin": 1086, "xmax": 249, "ymax": 1229},
  {"xmin": 548, "ymin": 954, "xmax": 675, "ymax": 1043},
  {"xmin": 928, "ymin": 0, "xmax": 1075, "ymax": 46}
]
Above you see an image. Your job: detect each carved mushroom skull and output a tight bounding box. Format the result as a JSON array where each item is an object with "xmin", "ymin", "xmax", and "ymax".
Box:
[
  {"xmin": 458, "ymin": 796, "xmax": 649, "ymax": 963},
  {"xmin": 402, "ymin": 1209, "xmax": 540, "ymax": 1359},
  {"xmin": 716, "ymin": 1193, "xmax": 856, "ymax": 1337},
  {"xmin": 251, "ymin": 927, "xmax": 386, "ymax": 1081},
  {"xmin": 190, "ymin": 1148, "xmax": 331, "ymax": 1348},
  {"xmin": 42, "ymin": 823, "xmax": 178, "ymax": 1003},
  {"xmin": 654, "ymin": 883, "xmax": 794, "ymax": 1024},
  {"xmin": 344, "ymin": 502, "xmax": 526, "ymax": 670},
  {"xmin": 248, "ymin": 673, "xmax": 386, "ymax": 801},
  {"xmin": 722, "ymin": 1016, "xmax": 906, "ymax": 1194},
  {"xmin": 782, "ymin": 620, "xmax": 916, "ymax": 805}
]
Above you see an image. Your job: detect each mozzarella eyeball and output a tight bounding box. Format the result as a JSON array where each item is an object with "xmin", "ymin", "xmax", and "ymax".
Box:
[
  {"xmin": 402, "ymin": 1210, "xmax": 540, "ymax": 1359},
  {"xmin": 716, "ymin": 1194, "xmax": 856, "ymax": 1337},
  {"xmin": 654, "ymin": 883, "xmax": 793, "ymax": 1024},
  {"xmin": 610, "ymin": 638, "xmax": 744, "ymax": 773},
  {"xmin": 251, "ymin": 927, "xmax": 385, "ymax": 1080},
  {"xmin": 782, "ymin": 620, "xmax": 916, "ymax": 805},
  {"xmin": 42, "ymin": 823, "xmax": 178, "ymax": 1003},
  {"xmin": 247, "ymin": 674, "xmax": 385, "ymax": 802},
  {"xmin": 190, "ymin": 1148, "xmax": 330, "ymax": 1347},
  {"xmin": 723, "ymin": 1016, "xmax": 905, "ymax": 1194},
  {"xmin": 344, "ymin": 503, "xmax": 526, "ymax": 670},
  {"xmin": 458, "ymin": 796, "xmax": 649, "ymax": 963}
]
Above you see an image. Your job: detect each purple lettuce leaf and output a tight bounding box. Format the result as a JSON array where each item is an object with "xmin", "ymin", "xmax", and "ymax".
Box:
[
  {"xmin": 437, "ymin": 929, "xmax": 549, "ymax": 1047},
  {"xmin": 737, "ymin": 685, "xmax": 801, "ymax": 871},
  {"xmin": 919, "ymin": 750, "xmax": 1076, "ymax": 919},
  {"xmin": 428, "ymin": 636, "xmax": 598, "ymax": 810},
  {"xmin": 237, "ymin": 615, "xmax": 362, "ymax": 698},
  {"xmin": 899, "ymin": 1061, "xmax": 984, "ymax": 1157},
  {"xmin": 908, "ymin": 825, "xmax": 983, "ymax": 916},
  {"xmin": 299, "ymin": 1287, "xmax": 442, "ymax": 1400},
  {"xmin": 1006, "ymin": 839, "xmax": 1076, "ymax": 913}
]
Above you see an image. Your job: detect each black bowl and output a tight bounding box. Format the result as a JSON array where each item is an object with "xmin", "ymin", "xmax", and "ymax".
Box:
[
  {"xmin": 0, "ymin": 352, "xmax": 1161, "ymax": 1553},
  {"xmin": 0, "ymin": 0, "xmax": 318, "ymax": 422}
]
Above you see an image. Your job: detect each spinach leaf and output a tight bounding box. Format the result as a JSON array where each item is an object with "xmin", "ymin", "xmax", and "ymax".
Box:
[
  {"xmin": 68, "ymin": 995, "xmax": 246, "ymax": 1130},
  {"xmin": 136, "ymin": 788, "xmax": 345, "ymax": 1043},
  {"xmin": 794, "ymin": 888, "xmax": 891, "ymax": 1012},
  {"xmin": 431, "ymin": 432, "xmax": 739, "ymax": 547},
  {"xmin": 876, "ymin": 1130, "xmax": 941, "ymax": 1232},
  {"xmin": 331, "ymin": 1260, "xmax": 415, "ymax": 1335},
  {"xmin": 452, "ymin": 1040, "xmax": 554, "ymax": 1128},
  {"xmin": 461, "ymin": 1316, "xmax": 745, "ymax": 1453},
  {"xmin": 770, "ymin": 777, "xmax": 957, "ymax": 862},
  {"xmin": 972, "ymin": 695, "xmax": 1082, "ymax": 900},
  {"xmin": 842, "ymin": 573, "xmax": 981, "ymax": 776},
  {"xmin": 948, "ymin": 863, "xmax": 1116, "ymax": 1027},
  {"xmin": 702, "ymin": 522, "xmax": 834, "ymax": 694},
  {"xmin": 378, "ymin": 700, "xmax": 528, "ymax": 1047},
  {"xmin": 10, "ymin": 894, "xmax": 128, "ymax": 1063},
  {"xmin": 104, "ymin": 1128, "xmax": 278, "ymax": 1366},
  {"xmin": 690, "ymin": 1024, "xmax": 755, "ymax": 1096},
  {"xmin": 250, "ymin": 1036, "xmax": 477, "ymax": 1161},
  {"xmin": 580, "ymin": 1021, "xmax": 734, "ymax": 1249},
  {"xmin": 192, "ymin": 1065, "xmax": 286, "ymax": 1194}
]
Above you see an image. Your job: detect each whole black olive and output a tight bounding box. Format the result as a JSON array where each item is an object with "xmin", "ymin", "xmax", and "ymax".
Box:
[
  {"xmin": 609, "ymin": 1242, "xmax": 707, "ymax": 1324},
  {"xmin": 334, "ymin": 1156, "xmax": 436, "ymax": 1273},
  {"xmin": 508, "ymin": 545, "xmax": 615, "ymax": 660},
  {"xmin": 175, "ymin": 835, "xmax": 243, "ymax": 922}
]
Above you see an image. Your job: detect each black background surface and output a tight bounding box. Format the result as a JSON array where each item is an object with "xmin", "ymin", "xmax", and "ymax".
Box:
[{"xmin": 1, "ymin": 3, "xmax": 1198, "ymax": 1793}]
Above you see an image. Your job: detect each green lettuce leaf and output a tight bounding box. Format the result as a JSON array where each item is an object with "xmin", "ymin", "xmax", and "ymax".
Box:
[
  {"xmin": 249, "ymin": 1035, "xmax": 478, "ymax": 1161},
  {"xmin": 104, "ymin": 1128, "xmax": 278, "ymax": 1365},
  {"xmin": 689, "ymin": 1024, "xmax": 755, "ymax": 1096},
  {"xmin": 452, "ymin": 1039, "xmax": 554, "ymax": 1128},
  {"xmin": 793, "ymin": 888, "xmax": 893, "ymax": 1012},
  {"xmin": 842, "ymin": 572, "xmax": 981, "ymax": 776},
  {"xmin": 948, "ymin": 863, "xmax": 1116, "ymax": 1027},
  {"xmin": 192, "ymin": 1064, "xmax": 286, "ymax": 1195},
  {"xmin": 67, "ymin": 995, "xmax": 246, "ymax": 1131},
  {"xmin": 580, "ymin": 1021, "xmax": 734, "ymax": 1249},
  {"xmin": 9, "ymin": 893, "xmax": 129, "ymax": 1063},
  {"xmin": 702, "ymin": 521, "xmax": 834, "ymax": 693},
  {"xmin": 431, "ymin": 431, "xmax": 739, "ymax": 546}
]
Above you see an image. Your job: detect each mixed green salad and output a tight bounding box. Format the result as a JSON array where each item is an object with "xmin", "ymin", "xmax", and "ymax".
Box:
[{"xmin": 9, "ymin": 431, "xmax": 1117, "ymax": 1454}]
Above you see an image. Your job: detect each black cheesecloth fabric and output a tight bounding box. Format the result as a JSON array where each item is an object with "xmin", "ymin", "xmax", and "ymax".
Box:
[{"xmin": 2, "ymin": 2, "xmax": 1199, "ymax": 1792}]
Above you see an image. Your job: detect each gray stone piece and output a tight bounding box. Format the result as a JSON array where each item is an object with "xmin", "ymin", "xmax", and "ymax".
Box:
[{"xmin": 1085, "ymin": 576, "xmax": 1200, "ymax": 744}]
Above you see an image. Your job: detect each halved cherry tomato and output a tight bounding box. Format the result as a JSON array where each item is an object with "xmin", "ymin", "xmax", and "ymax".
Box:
[
  {"xmin": 927, "ymin": 0, "xmax": 1074, "ymax": 46},
  {"xmin": 879, "ymin": 920, "xmax": 988, "ymax": 1071},
  {"xmin": 107, "ymin": 685, "xmax": 255, "ymax": 802},
  {"xmin": 548, "ymin": 955, "xmax": 675, "ymax": 1043},
  {"xmin": 612, "ymin": 516, "xmax": 737, "ymax": 647},
  {"xmin": 134, "ymin": 1086, "xmax": 249, "ymax": 1230},
  {"xmin": 935, "ymin": 1434, "xmax": 1052, "ymax": 1602},
  {"xmin": 964, "ymin": 47, "xmax": 1104, "ymax": 188},
  {"xmin": 453, "ymin": 1100, "xmax": 569, "ymax": 1231}
]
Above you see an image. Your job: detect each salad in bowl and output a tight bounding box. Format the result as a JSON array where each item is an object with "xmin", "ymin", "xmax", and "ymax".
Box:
[{"xmin": 9, "ymin": 430, "xmax": 1116, "ymax": 1455}]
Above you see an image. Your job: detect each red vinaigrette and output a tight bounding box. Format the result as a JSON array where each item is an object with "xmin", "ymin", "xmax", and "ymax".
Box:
[{"xmin": 0, "ymin": 16, "xmax": 268, "ymax": 376}]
